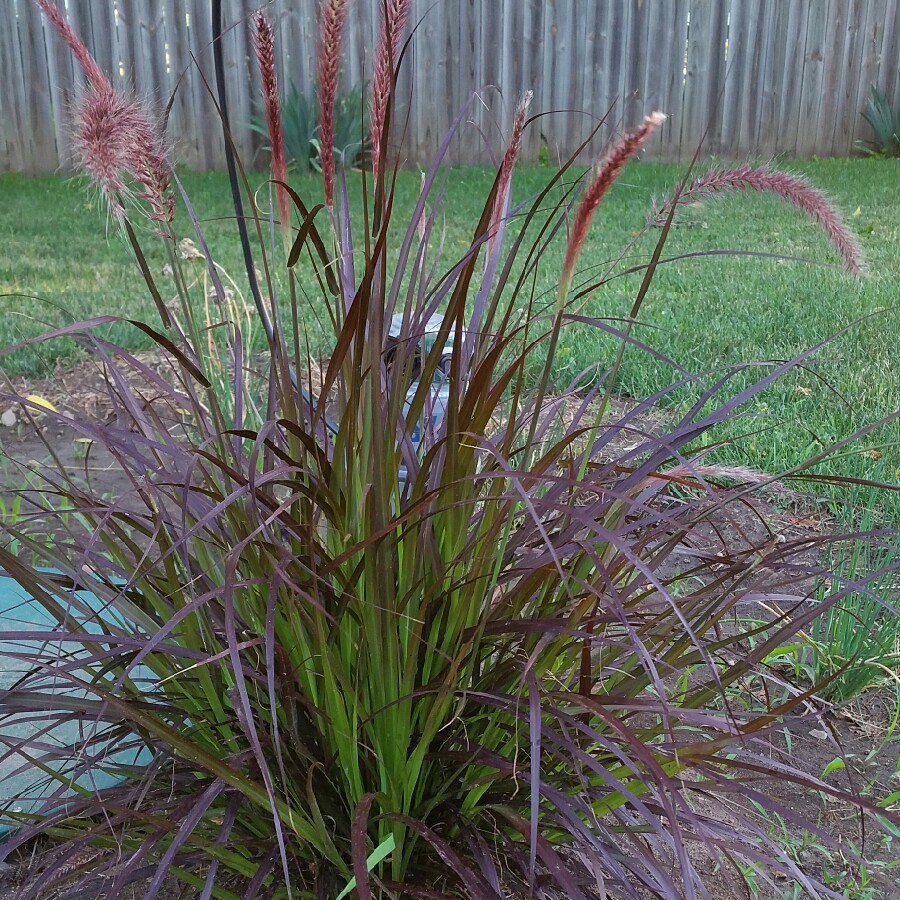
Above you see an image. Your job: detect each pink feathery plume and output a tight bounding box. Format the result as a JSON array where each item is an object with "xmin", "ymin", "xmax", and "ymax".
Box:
[
  {"xmin": 254, "ymin": 12, "xmax": 290, "ymax": 244},
  {"xmin": 370, "ymin": 0, "xmax": 411, "ymax": 185},
  {"xmin": 37, "ymin": 0, "xmax": 172, "ymax": 224},
  {"xmin": 74, "ymin": 87, "xmax": 173, "ymax": 224},
  {"xmin": 639, "ymin": 463, "xmax": 790, "ymax": 497},
  {"xmin": 34, "ymin": 0, "xmax": 109, "ymax": 91},
  {"xmin": 317, "ymin": 0, "xmax": 349, "ymax": 207},
  {"xmin": 486, "ymin": 91, "xmax": 532, "ymax": 253},
  {"xmin": 561, "ymin": 112, "xmax": 666, "ymax": 289},
  {"xmin": 650, "ymin": 165, "xmax": 865, "ymax": 276}
]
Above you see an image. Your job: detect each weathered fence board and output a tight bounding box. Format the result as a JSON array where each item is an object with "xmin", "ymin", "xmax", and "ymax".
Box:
[
  {"xmin": 0, "ymin": 1, "xmax": 27, "ymax": 171},
  {"xmin": 2, "ymin": 0, "xmax": 898, "ymax": 174}
]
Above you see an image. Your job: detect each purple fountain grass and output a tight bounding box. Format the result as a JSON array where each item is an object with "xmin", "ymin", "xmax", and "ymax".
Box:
[
  {"xmin": 560, "ymin": 111, "xmax": 666, "ymax": 295},
  {"xmin": 317, "ymin": 0, "xmax": 349, "ymax": 207},
  {"xmin": 36, "ymin": 0, "xmax": 173, "ymax": 226},
  {"xmin": 34, "ymin": 0, "xmax": 108, "ymax": 91},
  {"xmin": 650, "ymin": 164, "xmax": 866, "ymax": 276},
  {"xmin": 253, "ymin": 12, "xmax": 291, "ymax": 245},
  {"xmin": 7, "ymin": 5, "xmax": 897, "ymax": 896},
  {"xmin": 370, "ymin": 0, "xmax": 411, "ymax": 185}
]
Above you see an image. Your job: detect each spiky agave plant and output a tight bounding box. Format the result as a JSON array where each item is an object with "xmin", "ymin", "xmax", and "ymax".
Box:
[{"xmin": 1, "ymin": 1, "xmax": 897, "ymax": 898}]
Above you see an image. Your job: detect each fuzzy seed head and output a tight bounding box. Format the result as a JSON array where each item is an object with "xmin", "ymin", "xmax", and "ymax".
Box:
[
  {"xmin": 318, "ymin": 0, "xmax": 349, "ymax": 207},
  {"xmin": 650, "ymin": 164, "xmax": 865, "ymax": 276},
  {"xmin": 253, "ymin": 12, "xmax": 290, "ymax": 237},
  {"xmin": 74, "ymin": 85, "xmax": 173, "ymax": 224},
  {"xmin": 561, "ymin": 111, "xmax": 666, "ymax": 287},
  {"xmin": 487, "ymin": 91, "xmax": 533, "ymax": 253},
  {"xmin": 370, "ymin": 0, "xmax": 412, "ymax": 184}
]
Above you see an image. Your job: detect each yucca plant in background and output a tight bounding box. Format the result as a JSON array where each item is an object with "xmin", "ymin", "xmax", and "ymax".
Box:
[
  {"xmin": 1, "ymin": 2, "xmax": 898, "ymax": 899},
  {"xmin": 249, "ymin": 81, "xmax": 370, "ymax": 174},
  {"xmin": 857, "ymin": 83, "xmax": 900, "ymax": 158}
]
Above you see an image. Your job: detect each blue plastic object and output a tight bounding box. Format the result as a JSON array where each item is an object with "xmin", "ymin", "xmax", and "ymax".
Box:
[{"xmin": 0, "ymin": 574, "xmax": 150, "ymax": 837}]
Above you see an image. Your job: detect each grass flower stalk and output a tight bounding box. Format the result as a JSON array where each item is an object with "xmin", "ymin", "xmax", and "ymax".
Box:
[
  {"xmin": 370, "ymin": 0, "xmax": 411, "ymax": 185},
  {"xmin": 532, "ymin": 112, "xmax": 665, "ymax": 455},
  {"xmin": 72, "ymin": 88, "xmax": 172, "ymax": 227},
  {"xmin": 36, "ymin": 0, "xmax": 173, "ymax": 226},
  {"xmin": 650, "ymin": 165, "xmax": 865, "ymax": 275},
  {"xmin": 486, "ymin": 90, "xmax": 532, "ymax": 254},
  {"xmin": 317, "ymin": 0, "xmax": 349, "ymax": 207},
  {"xmin": 560, "ymin": 111, "xmax": 666, "ymax": 302},
  {"xmin": 254, "ymin": 11, "xmax": 291, "ymax": 248}
]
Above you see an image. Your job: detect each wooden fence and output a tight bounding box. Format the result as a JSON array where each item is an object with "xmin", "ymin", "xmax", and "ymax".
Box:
[{"xmin": 1, "ymin": 0, "xmax": 898, "ymax": 173}]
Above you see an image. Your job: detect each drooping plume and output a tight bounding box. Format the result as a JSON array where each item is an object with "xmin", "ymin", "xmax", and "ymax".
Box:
[
  {"xmin": 254, "ymin": 12, "xmax": 291, "ymax": 243},
  {"xmin": 317, "ymin": 0, "xmax": 349, "ymax": 207},
  {"xmin": 650, "ymin": 165, "xmax": 865, "ymax": 276},
  {"xmin": 370, "ymin": 0, "xmax": 412, "ymax": 185},
  {"xmin": 36, "ymin": 0, "xmax": 173, "ymax": 224},
  {"xmin": 560, "ymin": 112, "xmax": 666, "ymax": 291}
]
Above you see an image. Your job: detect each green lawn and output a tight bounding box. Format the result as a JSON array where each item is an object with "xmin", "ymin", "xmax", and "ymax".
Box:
[{"xmin": 1, "ymin": 159, "xmax": 898, "ymax": 520}]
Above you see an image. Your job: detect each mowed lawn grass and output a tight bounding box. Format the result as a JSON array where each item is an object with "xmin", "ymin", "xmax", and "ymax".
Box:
[{"xmin": 1, "ymin": 159, "xmax": 898, "ymax": 520}]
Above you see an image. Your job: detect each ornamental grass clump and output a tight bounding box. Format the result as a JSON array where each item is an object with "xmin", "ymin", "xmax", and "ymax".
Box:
[{"xmin": 1, "ymin": 2, "xmax": 898, "ymax": 898}]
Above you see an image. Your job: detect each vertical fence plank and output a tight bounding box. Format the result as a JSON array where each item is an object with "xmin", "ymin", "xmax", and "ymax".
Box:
[
  {"xmin": 814, "ymin": 0, "xmax": 849, "ymax": 156},
  {"xmin": 617, "ymin": 0, "xmax": 634, "ymax": 130},
  {"xmin": 116, "ymin": 1, "xmax": 137, "ymax": 89},
  {"xmin": 680, "ymin": 0, "xmax": 712, "ymax": 153},
  {"xmin": 477, "ymin": 0, "xmax": 501, "ymax": 164},
  {"xmin": 0, "ymin": 0, "xmax": 28, "ymax": 172},
  {"xmin": 44, "ymin": 3, "xmax": 75, "ymax": 169},
  {"xmin": 849, "ymin": 0, "xmax": 891, "ymax": 150},
  {"xmin": 777, "ymin": 1, "xmax": 811, "ymax": 155},
  {"xmin": 830, "ymin": 0, "xmax": 870, "ymax": 155},
  {"xmin": 639, "ymin": 0, "xmax": 669, "ymax": 125},
  {"xmin": 555, "ymin": 0, "xmax": 581, "ymax": 159},
  {"xmin": 132, "ymin": 0, "xmax": 161, "ymax": 96},
  {"xmin": 601, "ymin": 0, "xmax": 626, "ymax": 150},
  {"xmin": 755, "ymin": 0, "xmax": 790, "ymax": 158},
  {"xmin": 722, "ymin": 0, "xmax": 748, "ymax": 156},
  {"xmin": 19, "ymin": 0, "xmax": 58, "ymax": 172},
  {"xmin": 499, "ymin": 0, "xmax": 518, "ymax": 127},
  {"xmin": 732, "ymin": 0, "xmax": 766, "ymax": 157},
  {"xmin": 682, "ymin": 0, "xmax": 729, "ymax": 155},
  {"xmin": 409, "ymin": 0, "xmax": 437, "ymax": 162},
  {"xmin": 883, "ymin": 1, "xmax": 900, "ymax": 108},
  {"xmin": 95, "ymin": 1, "xmax": 118, "ymax": 85},
  {"xmin": 623, "ymin": 0, "xmax": 656, "ymax": 128},
  {"xmin": 656, "ymin": 0, "xmax": 689, "ymax": 160},
  {"xmin": 537, "ymin": 0, "xmax": 561, "ymax": 155},
  {"xmin": 162, "ymin": 0, "xmax": 194, "ymax": 168},
  {"xmin": 221, "ymin": 0, "xmax": 253, "ymax": 163},
  {"xmin": 518, "ymin": 0, "xmax": 542, "ymax": 160},
  {"xmin": 578, "ymin": 0, "xmax": 599, "ymax": 151},
  {"xmin": 440, "ymin": 0, "xmax": 462, "ymax": 163},
  {"xmin": 796, "ymin": 0, "xmax": 833, "ymax": 156}
]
